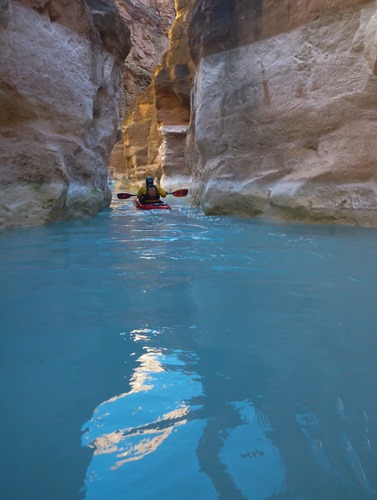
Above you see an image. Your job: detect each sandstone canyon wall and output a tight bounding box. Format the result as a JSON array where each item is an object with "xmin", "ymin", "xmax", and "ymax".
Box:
[
  {"xmin": 0, "ymin": 0, "xmax": 130, "ymax": 227},
  {"xmin": 5, "ymin": 0, "xmax": 377, "ymax": 228},
  {"xmin": 111, "ymin": 0, "xmax": 194, "ymax": 190},
  {"xmin": 117, "ymin": 0, "xmax": 174, "ymax": 117},
  {"xmin": 156, "ymin": 0, "xmax": 195, "ymax": 188},
  {"xmin": 188, "ymin": 0, "xmax": 377, "ymax": 226},
  {"xmin": 108, "ymin": 0, "xmax": 175, "ymax": 181}
]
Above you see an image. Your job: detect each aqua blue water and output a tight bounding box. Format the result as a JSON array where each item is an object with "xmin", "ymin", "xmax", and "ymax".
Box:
[{"xmin": 1, "ymin": 195, "xmax": 377, "ymax": 500}]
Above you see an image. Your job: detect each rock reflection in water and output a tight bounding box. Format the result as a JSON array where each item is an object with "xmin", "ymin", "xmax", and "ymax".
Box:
[
  {"xmin": 81, "ymin": 327, "xmax": 285, "ymax": 499},
  {"xmin": 81, "ymin": 328, "xmax": 211, "ymax": 497}
]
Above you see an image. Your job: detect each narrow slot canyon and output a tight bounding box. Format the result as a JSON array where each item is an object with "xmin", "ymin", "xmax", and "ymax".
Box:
[
  {"xmin": 2, "ymin": 0, "xmax": 377, "ymax": 228},
  {"xmin": 3, "ymin": 3, "xmax": 377, "ymax": 499}
]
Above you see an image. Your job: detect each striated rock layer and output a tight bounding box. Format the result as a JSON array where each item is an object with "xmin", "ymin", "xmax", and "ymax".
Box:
[
  {"xmin": 156, "ymin": 0, "xmax": 195, "ymax": 188},
  {"xmin": 108, "ymin": 0, "xmax": 175, "ymax": 181},
  {"xmin": 0, "ymin": 0, "xmax": 130, "ymax": 227},
  {"xmin": 116, "ymin": 0, "xmax": 175, "ymax": 117},
  {"xmin": 112, "ymin": 0, "xmax": 194, "ymax": 190},
  {"xmin": 188, "ymin": 0, "xmax": 377, "ymax": 226}
]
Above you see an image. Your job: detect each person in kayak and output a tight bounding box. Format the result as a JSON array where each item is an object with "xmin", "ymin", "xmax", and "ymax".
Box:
[{"xmin": 137, "ymin": 176, "xmax": 167, "ymax": 205}]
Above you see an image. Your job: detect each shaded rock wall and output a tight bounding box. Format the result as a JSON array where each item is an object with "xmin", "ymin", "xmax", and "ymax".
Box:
[
  {"xmin": 116, "ymin": 0, "xmax": 174, "ymax": 117},
  {"xmin": 0, "ymin": 0, "xmax": 130, "ymax": 228},
  {"xmin": 188, "ymin": 0, "xmax": 377, "ymax": 226}
]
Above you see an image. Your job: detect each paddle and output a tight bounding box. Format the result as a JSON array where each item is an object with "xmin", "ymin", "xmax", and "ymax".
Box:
[{"xmin": 117, "ymin": 189, "xmax": 188, "ymax": 200}]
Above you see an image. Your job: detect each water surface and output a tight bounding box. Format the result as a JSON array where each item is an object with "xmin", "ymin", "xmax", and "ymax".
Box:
[{"xmin": 1, "ymin": 196, "xmax": 377, "ymax": 499}]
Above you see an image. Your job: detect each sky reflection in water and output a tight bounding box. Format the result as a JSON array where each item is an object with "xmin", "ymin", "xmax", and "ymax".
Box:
[
  {"xmin": 82, "ymin": 327, "xmax": 285, "ymax": 499},
  {"xmin": 82, "ymin": 328, "xmax": 211, "ymax": 498}
]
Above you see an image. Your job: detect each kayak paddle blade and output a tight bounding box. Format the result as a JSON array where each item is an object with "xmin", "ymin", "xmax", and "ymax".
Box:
[
  {"xmin": 170, "ymin": 189, "xmax": 189, "ymax": 197},
  {"xmin": 117, "ymin": 193, "xmax": 135, "ymax": 199}
]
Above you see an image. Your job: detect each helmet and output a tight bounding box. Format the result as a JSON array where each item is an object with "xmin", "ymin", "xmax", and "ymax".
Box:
[{"xmin": 146, "ymin": 176, "xmax": 153, "ymax": 186}]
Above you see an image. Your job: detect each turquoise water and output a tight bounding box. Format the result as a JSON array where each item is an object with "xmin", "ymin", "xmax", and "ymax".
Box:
[{"xmin": 1, "ymin": 195, "xmax": 377, "ymax": 499}]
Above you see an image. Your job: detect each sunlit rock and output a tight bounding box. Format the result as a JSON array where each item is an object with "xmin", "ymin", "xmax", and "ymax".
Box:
[
  {"xmin": 121, "ymin": 83, "xmax": 162, "ymax": 182},
  {"xmin": 111, "ymin": 0, "xmax": 194, "ymax": 190},
  {"xmin": 108, "ymin": 0, "xmax": 175, "ymax": 181},
  {"xmin": 188, "ymin": 0, "xmax": 377, "ymax": 226},
  {"xmin": 0, "ymin": 0, "xmax": 130, "ymax": 227},
  {"xmin": 159, "ymin": 125, "xmax": 190, "ymax": 188}
]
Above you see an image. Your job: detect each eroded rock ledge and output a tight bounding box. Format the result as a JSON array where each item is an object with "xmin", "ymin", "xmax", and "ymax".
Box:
[
  {"xmin": 187, "ymin": 0, "xmax": 377, "ymax": 226},
  {"xmin": 0, "ymin": 0, "xmax": 130, "ymax": 227}
]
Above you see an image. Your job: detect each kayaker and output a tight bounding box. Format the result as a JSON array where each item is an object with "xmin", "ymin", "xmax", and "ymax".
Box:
[{"xmin": 137, "ymin": 176, "xmax": 167, "ymax": 205}]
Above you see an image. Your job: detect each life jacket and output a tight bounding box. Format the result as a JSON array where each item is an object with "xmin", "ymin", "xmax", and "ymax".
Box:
[{"xmin": 146, "ymin": 185, "xmax": 159, "ymax": 201}]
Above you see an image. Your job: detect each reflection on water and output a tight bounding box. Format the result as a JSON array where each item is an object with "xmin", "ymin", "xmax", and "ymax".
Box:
[
  {"xmin": 82, "ymin": 328, "xmax": 286, "ymax": 499},
  {"xmin": 295, "ymin": 399, "xmax": 377, "ymax": 498},
  {"xmin": 81, "ymin": 327, "xmax": 214, "ymax": 498},
  {"xmin": 219, "ymin": 401, "xmax": 285, "ymax": 499}
]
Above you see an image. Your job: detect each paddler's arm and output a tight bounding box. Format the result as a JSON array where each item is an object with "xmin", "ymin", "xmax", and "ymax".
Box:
[
  {"xmin": 137, "ymin": 186, "xmax": 146, "ymax": 198},
  {"xmin": 156, "ymin": 185, "xmax": 167, "ymax": 198}
]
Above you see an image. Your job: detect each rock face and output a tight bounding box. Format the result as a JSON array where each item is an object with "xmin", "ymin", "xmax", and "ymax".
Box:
[
  {"xmin": 188, "ymin": 0, "xmax": 377, "ymax": 226},
  {"xmin": 118, "ymin": 82, "xmax": 162, "ymax": 182},
  {"xmin": 155, "ymin": 0, "xmax": 195, "ymax": 188},
  {"xmin": 116, "ymin": 0, "xmax": 174, "ymax": 117},
  {"xmin": 111, "ymin": 0, "xmax": 193, "ymax": 190},
  {"xmin": 0, "ymin": 0, "xmax": 130, "ymax": 227},
  {"xmin": 108, "ymin": 0, "xmax": 176, "ymax": 181}
]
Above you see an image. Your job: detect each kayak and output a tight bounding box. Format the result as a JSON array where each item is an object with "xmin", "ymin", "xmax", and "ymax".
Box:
[{"xmin": 134, "ymin": 199, "xmax": 172, "ymax": 210}]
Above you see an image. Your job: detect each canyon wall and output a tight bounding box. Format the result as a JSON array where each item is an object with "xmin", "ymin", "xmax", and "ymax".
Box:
[
  {"xmin": 116, "ymin": 0, "xmax": 174, "ymax": 118},
  {"xmin": 187, "ymin": 0, "xmax": 377, "ymax": 226},
  {"xmin": 5, "ymin": 0, "xmax": 377, "ymax": 227},
  {"xmin": 109, "ymin": 0, "xmax": 175, "ymax": 180},
  {"xmin": 111, "ymin": 0, "xmax": 193, "ymax": 190},
  {"xmin": 156, "ymin": 0, "xmax": 195, "ymax": 188},
  {"xmin": 0, "ymin": 0, "xmax": 130, "ymax": 227}
]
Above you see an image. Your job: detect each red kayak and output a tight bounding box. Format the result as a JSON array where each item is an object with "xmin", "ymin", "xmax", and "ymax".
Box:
[{"xmin": 134, "ymin": 199, "xmax": 172, "ymax": 210}]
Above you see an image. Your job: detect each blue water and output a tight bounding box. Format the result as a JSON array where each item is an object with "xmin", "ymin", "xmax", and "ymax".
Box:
[{"xmin": 1, "ymin": 195, "xmax": 377, "ymax": 500}]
